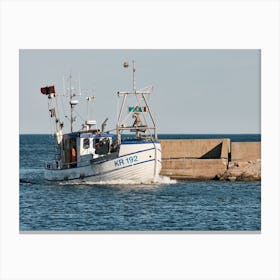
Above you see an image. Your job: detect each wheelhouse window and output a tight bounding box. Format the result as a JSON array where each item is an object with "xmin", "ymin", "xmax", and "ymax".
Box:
[{"xmin": 83, "ymin": 138, "xmax": 90, "ymax": 149}]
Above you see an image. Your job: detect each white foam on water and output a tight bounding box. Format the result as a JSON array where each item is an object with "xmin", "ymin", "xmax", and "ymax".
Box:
[
  {"xmin": 154, "ymin": 175, "xmax": 177, "ymax": 185},
  {"xmin": 60, "ymin": 176, "xmax": 176, "ymax": 186}
]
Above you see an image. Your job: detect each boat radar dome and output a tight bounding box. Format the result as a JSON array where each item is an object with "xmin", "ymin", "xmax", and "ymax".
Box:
[
  {"xmin": 85, "ymin": 120, "xmax": 97, "ymax": 130},
  {"xmin": 86, "ymin": 120, "xmax": 97, "ymax": 126},
  {"xmin": 70, "ymin": 100, "xmax": 79, "ymax": 105}
]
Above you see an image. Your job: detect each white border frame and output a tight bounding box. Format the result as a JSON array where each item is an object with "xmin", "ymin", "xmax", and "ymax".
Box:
[{"xmin": 1, "ymin": 1, "xmax": 279, "ymax": 279}]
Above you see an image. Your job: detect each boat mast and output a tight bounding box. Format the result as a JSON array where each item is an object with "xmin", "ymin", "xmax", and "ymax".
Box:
[
  {"xmin": 132, "ymin": 60, "xmax": 136, "ymax": 93},
  {"xmin": 40, "ymin": 85, "xmax": 64, "ymax": 144},
  {"xmin": 68, "ymin": 73, "xmax": 80, "ymax": 133},
  {"xmin": 70, "ymin": 74, "xmax": 74, "ymax": 133},
  {"xmin": 117, "ymin": 61, "xmax": 157, "ymax": 142}
]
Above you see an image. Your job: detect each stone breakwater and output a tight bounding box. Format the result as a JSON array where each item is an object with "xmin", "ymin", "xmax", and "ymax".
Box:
[
  {"xmin": 217, "ymin": 159, "xmax": 261, "ymax": 181},
  {"xmin": 160, "ymin": 139, "xmax": 261, "ymax": 181}
]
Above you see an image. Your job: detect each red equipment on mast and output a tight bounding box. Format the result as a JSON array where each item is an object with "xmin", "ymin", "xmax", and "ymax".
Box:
[{"xmin": 41, "ymin": 85, "xmax": 56, "ymax": 95}]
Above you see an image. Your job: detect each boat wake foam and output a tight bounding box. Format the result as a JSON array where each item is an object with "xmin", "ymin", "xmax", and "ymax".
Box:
[
  {"xmin": 153, "ymin": 175, "xmax": 177, "ymax": 185},
  {"xmin": 60, "ymin": 176, "xmax": 176, "ymax": 186}
]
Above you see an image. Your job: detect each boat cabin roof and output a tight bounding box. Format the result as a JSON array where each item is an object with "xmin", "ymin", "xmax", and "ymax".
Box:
[{"xmin": 63, "ymin": 132, "xmax": 115, "ymax": 139}]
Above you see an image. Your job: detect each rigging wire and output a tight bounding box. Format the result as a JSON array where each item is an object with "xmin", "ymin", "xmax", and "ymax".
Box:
[
  {"xmin": 73, "ymin": 107, "xmax": 86, "ymax": 128},
  {"xmin": 59, "ymin": 92, "xmax": 70, "ymax": 129}
]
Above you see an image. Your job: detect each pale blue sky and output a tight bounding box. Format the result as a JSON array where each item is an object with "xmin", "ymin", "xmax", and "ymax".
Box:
[{"xmin": 19, "ymin": 49, "xmax": 260, "ymax": 134}]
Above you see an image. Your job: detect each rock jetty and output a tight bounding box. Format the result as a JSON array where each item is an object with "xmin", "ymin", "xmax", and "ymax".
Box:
[{"xmin": 217, "ymin": 159, "xmax": 261, "ymax": 181}]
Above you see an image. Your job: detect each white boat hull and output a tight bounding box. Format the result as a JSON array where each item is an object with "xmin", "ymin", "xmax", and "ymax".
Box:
[{"xmin": 44, "ymin": 142, "xmax": 161, "ymax": 182}]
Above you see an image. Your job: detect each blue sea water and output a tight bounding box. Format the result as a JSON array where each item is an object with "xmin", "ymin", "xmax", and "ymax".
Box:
[{"xmin": 20, "ymin": 134, "xmax": 261, "ymax": 231}]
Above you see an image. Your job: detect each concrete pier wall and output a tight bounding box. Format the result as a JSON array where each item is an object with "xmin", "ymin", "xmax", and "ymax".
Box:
[
  {"xmin": 231, "ymin": 142, "xmax": 261, "ymax": 161},
  {"xmin": 162, "ymin": 158, "xmax": 228, "ymax": 180},
  {"xmin": 160, "ymin": 139, "xmax": 261, "ymax": 180},
  {"xmin": 161, "ymin": 139, "xmax": 230, "ymax": 159}
]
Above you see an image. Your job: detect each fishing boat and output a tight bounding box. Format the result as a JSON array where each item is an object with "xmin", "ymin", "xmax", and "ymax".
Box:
[{"xmin": 41, "ymin": 61, "xmax": 162, "ymax": 182}]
